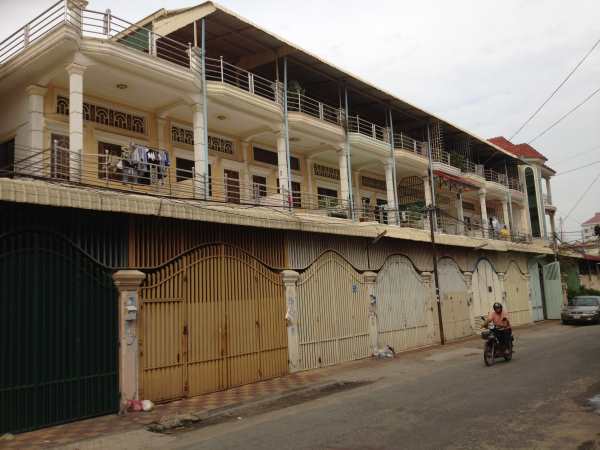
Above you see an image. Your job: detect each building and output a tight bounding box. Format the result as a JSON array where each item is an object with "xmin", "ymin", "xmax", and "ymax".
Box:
[
  {"xmin": 0, "ymin": 0, "xmax": 564, "ymax": 434},
  {"xmin": 582, "ymin": 212, "xmax": 600, "ymax": 242}
]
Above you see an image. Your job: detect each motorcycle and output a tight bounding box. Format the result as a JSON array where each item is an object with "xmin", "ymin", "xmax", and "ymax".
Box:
[{"xmin": 480, "ymin": 317, "xmax": 513, "ymax": 366}]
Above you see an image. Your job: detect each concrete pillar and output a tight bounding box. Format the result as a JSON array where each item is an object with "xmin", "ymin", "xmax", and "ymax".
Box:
[
  {"xmin": 463, "ymin": 271, "xmax": 475, "ymax": 331},
  {"xmin": 157, "ymin": 117, "xmax": 168, "ymax": 149},
  {"xmin": 421, "ymin": 271, "xmax": 438, "ymax": 342},
  {"xmin": 66, "ymin": 63, "xmax": 86, "ymax": 182},
  {"xmin": 241, "ymin": 141, "xmax": 251, "ymax": 201},
  {"xmin": 282, "ymin": 270, "xmax": 301, "ymax": 372},
  {"xmin": 363, "ymin": 271, "xmax": 379, "ymax": 355},
  {"xmin": 501, "ymin": 199, "xmax": 510, "ymax": 230},
  {"xmin": 192, "ymin": 102, "xmax": 207, "ymax": 198},
  {"xmin": 384, "ymin": 161, "xmax": 397, "ymax": 224},
  {"xmin": 456, "ymin": 191, "xmax": 464, "ymax": 235},
  {"xmin": 276, "ymin": 129, "xmax": 289, "ymax": 205},
  {"xmin": 423, "ymin": 176, "xmax": 432, "ymax": 231},
  {"xmin": 112, "ymin": 270, "xmax": 146, "ymax": 403},
  {"xmin": 354, "ymin": 169, "xmax": 361, "ymax": 211},
  {"xmin": 545, "ymin": 177, "xmax": 553, "ymax": 204},
  {"xmin": 306, "ymin": 157, "xmax": 314, "ymax": 207},
  {"xmin": 25, "ymin": 85, "xmax": 47, "ymax": 176},
  {"xmin": 479, "ymin": 189, "xmax": 488, "ymax": 237},
  {"xmin": 337, "ymin": 146, "xmax": 349, "ymax": 208}
]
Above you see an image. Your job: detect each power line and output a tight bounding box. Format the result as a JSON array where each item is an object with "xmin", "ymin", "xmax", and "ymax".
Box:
[
  {"xmin": 555, "ymin": 159, "xmax": 600, "ymax": 176},
  {"xmin": 564, "ymin": 172, "xmax": 600, "ymax": 221},
  {"xmin": 555, "ymin": 145, "xmax": 600, "ymax": 164},
  {"xmin": 510, "ymin": 36, "xmax": 600, "ymax": 140},
  {"xmin": 527, "ymin": 86, "xmax": 600, "ymax": 144}
]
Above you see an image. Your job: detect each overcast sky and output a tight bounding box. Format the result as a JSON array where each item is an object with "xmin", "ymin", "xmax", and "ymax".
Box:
[{"xmin": 2, "ymin": 0, "xmax": 599, "ymax": 235}]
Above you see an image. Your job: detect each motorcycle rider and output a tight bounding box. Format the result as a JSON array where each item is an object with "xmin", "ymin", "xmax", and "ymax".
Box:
[{"xmin": 484, "ymin": 302, "xmax": 512, "ymax": 354}]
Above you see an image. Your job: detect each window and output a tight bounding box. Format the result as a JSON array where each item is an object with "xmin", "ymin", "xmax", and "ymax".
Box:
[
  {"xmin": 98, "ymin": 141, "xmax": 124, "ymax": 182},
  {"xmin": 0, "ymin": 139, "xmax": 15, "ymax": 178},
  {"xmin": 253, "ymin": 146, "xmax": 300, "ymax": 170},
  {"xmin": 175, "ymin": 158, "xmax": 212, "ymax": 196},
  {"xmin": 317, "ymin": 186, "xmax": 338, "ymax": 208},
  {"xmin": 252, "ymin": 175, "xmax": 267, "ymax": 198},
  {"xmin": 276, "ymin": 179, "xmax": 302, "ymax": 208},
  {"xmin": 224, "ymin": 169, "xmax": 240, "ymax": 204},
  {"xmin": 525, "ymin": 167, "xmax": 541, "ymax": 237},
  {"xmin": 51, "ymin": 134, "xmax": 69, "ymax": 180}
]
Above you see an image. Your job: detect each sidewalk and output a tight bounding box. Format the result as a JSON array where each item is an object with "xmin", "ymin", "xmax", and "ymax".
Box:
[{"xmin": 2, "ymin": 322, "xmax": 551, "ymax": 449}]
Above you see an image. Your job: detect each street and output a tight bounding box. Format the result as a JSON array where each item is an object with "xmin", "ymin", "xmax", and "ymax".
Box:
[{"xmin": 60, "ymin": 322, "xmax": 600, "ymax": 450}]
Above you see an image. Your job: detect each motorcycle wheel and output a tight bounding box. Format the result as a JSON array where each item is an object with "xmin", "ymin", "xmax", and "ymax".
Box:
[
  {"xmin": 503, "ymin": 342, "xmax": 513, "ymax": 362},
  {"xmin": 484, "ymin": 341, "xmax": 495, "ymax": 366}
]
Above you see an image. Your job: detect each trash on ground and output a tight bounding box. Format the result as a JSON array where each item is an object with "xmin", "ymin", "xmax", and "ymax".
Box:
[
  {"xmin": 587, "ymin": 394, "xmax": 600, "ymax": 414},
  {"xmin": 147, "ymin": 413, "xmax": 202, "ymax": 432},
  {"xmin": 375, "ymin": 345, "xmax": 396, "ymax": 359},
  {"xmin": 0, "ymin": 433, "xmax": 14, "ymax": 441},
  {"xmin": 142, "ymin": 400, "xmax": 154, "ymax": 412}
]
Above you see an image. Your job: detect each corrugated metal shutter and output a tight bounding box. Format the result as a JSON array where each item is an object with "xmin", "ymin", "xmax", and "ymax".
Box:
[
  {"xmin": 528, "ymin": 259, "xmax": 544, "ymax": 321},
  {"xmin": 375, "ymin": 256, "xmax": 436, "ymax": 352},
  {"xmin": 471, "ymin": 259, "xmax": 502, "ymax": 323},
  {"xmin": 504, "ymin": 262, "xmax": 532, "ymax": 326},
  {"xmin": 437, "ymin": 258, "xmax": 472, "ymax": 340},
  {"xmin": 296, "ymin": 252, "xmax": 370, "ymax": 370}
]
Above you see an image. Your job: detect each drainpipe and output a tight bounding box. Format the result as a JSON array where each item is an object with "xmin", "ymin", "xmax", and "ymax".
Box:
[
  {"xmin": 283, "ymin": 57, "xmax": 292, "ymax": 210},
  {"xmin": 344, "ymin": 86, "xmax": 355, "ymax": 220},
  {"xmin": 201, "ymin": 18, "xmax": 209, "ymax": 199}
]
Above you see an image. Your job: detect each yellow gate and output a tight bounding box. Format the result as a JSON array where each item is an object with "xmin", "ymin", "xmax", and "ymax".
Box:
[
  {"xmin": 139, "ymin": 244, "xmax": 287, "ymax": 402},
  {"xmin": 504, "ymin": 262, "xmax": 532, "ymax": 326}
]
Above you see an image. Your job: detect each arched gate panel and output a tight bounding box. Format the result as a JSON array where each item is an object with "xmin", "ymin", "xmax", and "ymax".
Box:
[
  {"xmin": 437, "ymin": 259, "xmax": 472, "ymax": 340},
  {"xmin": 504, "ymin": 262, "xmax": 532, "ymax": 326},
  {"xmin": 375, "ymin": 256, "xmax": 436, "ymax": 352},
  {"xmin": 296, "ymin": 252, "xmax": 370, "ymax": 370},
  {"xmin": 471, "ymin": 259, "xmax": 502, "ymax": 322},
  {"xmin": 528, "ymin": 259, "xmax": 544, "ymax": 321},
  {"xmin": 139, "ymin": 244, "xmax": 287, "ymax": 402}
]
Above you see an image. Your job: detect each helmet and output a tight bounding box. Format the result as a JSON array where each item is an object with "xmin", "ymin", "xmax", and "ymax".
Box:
[{"xmin": 493, "ymin": 302, "xmax": 503, "ymax": 311}]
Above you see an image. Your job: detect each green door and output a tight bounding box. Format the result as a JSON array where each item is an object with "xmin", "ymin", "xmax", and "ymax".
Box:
[{"xmin": 0, "ymin": 230, "xmax": 119, "ymax": 434}]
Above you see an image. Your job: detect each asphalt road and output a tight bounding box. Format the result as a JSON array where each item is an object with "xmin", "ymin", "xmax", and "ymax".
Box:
[{"xmin": 159, "ymin": 322, "xmax": 600, "ymax": 450}]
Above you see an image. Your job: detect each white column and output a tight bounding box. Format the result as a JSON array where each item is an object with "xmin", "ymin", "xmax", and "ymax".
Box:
[
  {"xmin": 192, "ymin": 102, "xmax": 207, "ymax": 198},
  {"xmin": 423, "ymin": 176, "xmax": 432, "ymax": 231},
  {"xmin": 363, "ymin": 271, "xmax": 379, "ymax": 355},
  {"xmin": 545, "ymin": 177, "xmax": 553, "ymax": 204},
  {"xmin": 337, "ymin": 146, "xmax": 349, "ymax": 207},
  {"xmin": 501, "ymin": 199, "xmax": 510, "ymax": 230},
  {"xmin": 276, "ymin": 129, "xmax": 289, "ymax": 204},
  {"xmin": 456, "ymin": 191, "xmax": 464, "ymax": 235},
  {"xmin": 241, "ymin": 141, "xmax": 251, "ymax": 201},
  {"xmin": 479, "ymin": 189, "xmax": 488, "ymax": 236},
  {"xmin": 384, "ymin": 161, "xmax": 397, "ymax": 223},
  {"xmin": 25, "ymin": 85, "xmax": 47, "ymax": 176},
  {"xmin": 354, "ymin": 169, "xmax": 361, "ymax": 210},
  {"xmin": 306, "ymin": 157, "xmax": 314, "ymax": 207},
  {"xmin": 282, "ymin": 270, "xmax": 301, "ymax": 372},
  {"xmin": 157, "ymin": 117, "xmax": 167, "ymax": 149},
  {"xmin": 112, "ymin": 270, "xmax": 146, "ymax": 403},
  {"xmin": 66, "ymin": 63, "xmax": 86, "ymax": 182}
]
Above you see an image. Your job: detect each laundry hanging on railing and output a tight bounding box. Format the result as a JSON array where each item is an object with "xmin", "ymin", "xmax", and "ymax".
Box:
[{"xmin": 115, "ymin": 144, "xmax": 170, "ymax": 184}]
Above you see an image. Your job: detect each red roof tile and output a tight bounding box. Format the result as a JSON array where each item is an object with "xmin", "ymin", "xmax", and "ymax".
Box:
[
  {"xmin": 583, "ymin": 212, "xmax": 600, "ymax": 226},
  {"xmin": 488, "ymin": 136, "xmax": 547, "ymax": 161}
]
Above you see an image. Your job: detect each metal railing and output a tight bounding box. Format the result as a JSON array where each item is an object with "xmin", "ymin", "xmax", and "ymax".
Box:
[
  {"xmin": 347, "ymin": 115, "xmax": 387, "ymax": 142},
  {"xmin": 393, "ymin": 132, "xmax": 426, "ymax": 156},
  {"xmin": 462, "ymin": 160, "xmax": 485, "ymax": 177},
  {"xmin": 0, "ymin": 0, "xmax": 199, "ymax": 73},
  {"xmin": 286, "ymin": 91, "xmax": 342, "ymax": 126}
]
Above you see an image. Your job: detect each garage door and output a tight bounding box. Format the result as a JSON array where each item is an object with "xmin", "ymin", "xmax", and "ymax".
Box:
[
  {"xmin": 375, "ymin": 255, "xmax": 436, "ymax": 352},
  {"xmin": 0, "ymin": 230, "xmax": 118, "ymax": 434},
  {"xmin": 296, "ymin": 252, "xmax": 370, "ymax": 370},
  {"xmin": 437, "ymin": 258, "xmax": 473, "ymax": 340},
  {"xmin": 504, "ymin": 262, "xmax": 532, "ymax": 326},
  {"xmin": 139, "ymin": 243, "xmax": 288, "ymax": 402},
  {"xmin": 471, "ymin": 259, "xmax": 502, "ymax": 323}
]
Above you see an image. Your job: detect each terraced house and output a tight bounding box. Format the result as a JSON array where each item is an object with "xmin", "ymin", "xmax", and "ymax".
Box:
[{"xmin": 0, "ymin": 0, "xmax": 565, "ymax": 434}]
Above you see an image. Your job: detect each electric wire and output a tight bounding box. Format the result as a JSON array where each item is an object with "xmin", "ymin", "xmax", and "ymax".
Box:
[
  {"xmin": 527, "ymin": 86, "xmax": 600, "ymax": 144},
  {"xmin": 510, "ymin": 36, "xmax": 600, "ymax": 140},
  {"xmin": 555, "ymin": 159, "xmax": 600, "ymax": 176},
  {"xmin": 564, "ymin": 172, "xmax": 600, "ymax": 221}
]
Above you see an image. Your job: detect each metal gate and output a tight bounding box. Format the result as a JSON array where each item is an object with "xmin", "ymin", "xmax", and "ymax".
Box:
[
  {"xmin": 471, "ymin": 259, "xmax": 502, "ymax": 323},
  {"xmin": 528, "ymin": 259, "xmax": 544, "ymax": 321},
  {"xmin": 504, "ymin": 262, "xmax": 531, "ymax": 326},
  {"xmin": 543, "ymin": 261, "xmax": 563, "ymax": 320},
  {"xmin": 0, "ymin": 230, "xmax": 118, "ymax": 434},
  {"xmin": 437, "ymin": 258, "xmax": 472, "ymax": 340},
  {"xmin": 139, "ymin": 244, "xmax": 287, "ymax": 402},
  {"xmin": 296, "ymin": 252, "xmax": 370, "ymax": 370},
  {"xmin": 376, "ymin": 255, "xmax": 436, "ymax": 352}
]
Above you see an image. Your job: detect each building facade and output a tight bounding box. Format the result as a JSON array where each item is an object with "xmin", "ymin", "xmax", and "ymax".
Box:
[{"xmin": 0, "ymin": 0, "xmax": 566, "ymax": 434}]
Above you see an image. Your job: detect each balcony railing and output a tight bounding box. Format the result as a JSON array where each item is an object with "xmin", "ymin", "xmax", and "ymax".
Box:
[
  {"xmin": 0, "ymin": 1, "xmax": 200, "ymax": 72},
  {"xmin": 287, "ymin": 91, "xmax": 343, "ymax": 126},
  {"xmin": 462, "ymin": 160, "xmax": 485, "ymax": 178},
  {"xmin": 2, "ymin": 144, "xmax": 533, "ymax": 244},
  {"xmin": 347, "ymin": 115, "xmax": 387, "ymax": 142},
  {"xmin": 393, "ymin": 132, "xmax": 426, "ymax": 156}
]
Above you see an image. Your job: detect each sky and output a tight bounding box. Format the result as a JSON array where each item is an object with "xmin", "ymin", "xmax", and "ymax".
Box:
[{"xmin": 2, "ymin": 0, "xmax": 599, "ymax": 236}]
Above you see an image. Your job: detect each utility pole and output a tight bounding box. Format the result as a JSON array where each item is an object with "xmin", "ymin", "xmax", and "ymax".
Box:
[{"xmin": 426, "ymin": 125, "xmax": 445, "ymax": 345}]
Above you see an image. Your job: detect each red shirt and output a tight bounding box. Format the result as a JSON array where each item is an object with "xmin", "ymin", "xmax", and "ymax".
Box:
[{"xmin": 487, "ymin": 310, "xmax": 509, "ymax": 327}]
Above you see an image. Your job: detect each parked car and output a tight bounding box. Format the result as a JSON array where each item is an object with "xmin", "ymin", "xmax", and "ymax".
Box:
[{"xmin": 561, "ymin": 296, "xmax": 600, "ymax": 324}]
